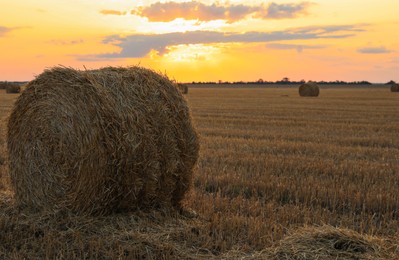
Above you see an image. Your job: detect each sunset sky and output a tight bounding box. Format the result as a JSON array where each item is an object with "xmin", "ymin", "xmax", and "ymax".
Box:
[{"xmin": 0, "ymin": 0, "xmax": 398, "ymax": 82}]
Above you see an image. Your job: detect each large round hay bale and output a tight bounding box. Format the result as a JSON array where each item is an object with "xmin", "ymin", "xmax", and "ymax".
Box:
[
  {"xmin": 270, "ymin": 225, "xmax": 385, "ymax": 259},
  {"xmin": 299, "ymin": 82, "xmax": 319, "ymax": 97},
  {"xmin": 177, "ymin": 83, "xmax": 189, "ymax": 94},
  {"xmin": 391, "ymin": 83, "xmax": 399, "ymax": 92},
  {"xmin": 7, "ymin": 66, "xmax": 199, "ymax": 215},
  {"xmin": 5, "ymin": 83, "xmax": 21, "ymax": 94}
]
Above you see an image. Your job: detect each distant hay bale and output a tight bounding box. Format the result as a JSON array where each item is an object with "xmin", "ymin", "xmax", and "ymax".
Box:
[
  {"xmin": 177, "ymin": 83, "xmax": 189, "ymax": 94},
  {"xmin": 270, "ymin": 225, "xmax": 385, "ymax": 259},
  {"xmin": 391, "ymin": 83, "xmax": 399, "ymax": 92},
  {"xmin": 5, "ymin": 83, "xmax": 21, "ymax": 94},
  {"xmin": 299, "ymin": 82, "xmax": 319, "ymax": 97},
  {"xmin": 7, "ymin": 66, "xmax": 199, "ymax": 215}
]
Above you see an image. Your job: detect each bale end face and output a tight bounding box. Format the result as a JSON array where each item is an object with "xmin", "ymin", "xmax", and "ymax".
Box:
[{"xmin": 7, "ymin": 66, "xmax": 199, "ymax": 215}]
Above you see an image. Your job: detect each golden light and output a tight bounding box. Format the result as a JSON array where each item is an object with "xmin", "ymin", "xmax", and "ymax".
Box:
[{"xmin": 163, "ymin": 44, "xmax": 222, "ymax": 63}]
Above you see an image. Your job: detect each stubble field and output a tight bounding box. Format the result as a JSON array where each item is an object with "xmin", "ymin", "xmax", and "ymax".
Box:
[{"xmin": 0, "ymin": 86, "xmax": 399, "ymax": 259}]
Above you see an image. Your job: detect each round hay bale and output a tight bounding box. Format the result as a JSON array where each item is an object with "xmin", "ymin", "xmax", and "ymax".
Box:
[
  {"xmin": 299, "ymin": 82, "xmax": 319, "ymax": 97},
  {"xmin": 391, "ymin": 83, "xmax": 399, "ymax": 92},
  {"xmin": 270, "ymin": 225, "xmax": 385, "ymax": 259},
  {"xmin": 177, "ymin": 83, "xmax": 188, "ymax": 94},
  {"xmin": 5, "ymin": 84, "xmax": 21, "ymax": 94},
  {"xmin": 7, "ymin": 66, "xmax": 199, "ymax": 215}
]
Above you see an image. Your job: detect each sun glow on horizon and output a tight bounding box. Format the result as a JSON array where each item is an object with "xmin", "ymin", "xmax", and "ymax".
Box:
[
  {"xmin": 0, "ymin": 0, "xmax": 399, "ymax": 82},
  {"xmin": 163, "ymin": 44, "xmax": 221, "ymax": 63}
]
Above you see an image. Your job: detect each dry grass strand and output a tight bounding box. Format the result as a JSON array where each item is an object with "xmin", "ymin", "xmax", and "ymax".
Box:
[{"xmin": 270, "ymin": 225, "xmax": 390, "ymax": 259}]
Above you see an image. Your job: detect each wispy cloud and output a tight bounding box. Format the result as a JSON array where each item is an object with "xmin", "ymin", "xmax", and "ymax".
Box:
[
  {"xmin": 0, "ymin": 25, "xmax": 28, "ymax": 37},
  {"xmin": 0, "ymin": 26, "xmax": 12, "ymax": 37},
  {"xmin": 357, "ymin": 46, "xmax": 392, "ymax": 54},
  {"xmin": 266, "ymin": 43, "xmax": 326, "ymax": 53},
  {"xmin": 100, "ymin": 9, "xmax": 126, "ymax": 16},
  {"xmin": 48, "ymin": 39, "xmax": 84, "ymax": 45},
  {"xmin": 78, "ymin": 24, "xmax": 364, "ymax": 60},
  {"xmin": 131, "ymin": 1, "xmax": 314, "ymax": 23},
  {"xmin": 36, "ymin": 8, "xmax": 47, "ymax": 13}
]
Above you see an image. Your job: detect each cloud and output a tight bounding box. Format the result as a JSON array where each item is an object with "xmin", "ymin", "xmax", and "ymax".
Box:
[
  {"xmin": 266, "ymin": 43, "xmax": 326, "ymax": 53},
  {"xmin": 0, "ymin": 25, "xmax": 29, "ymax": 37},
  {"xmin": 260, "ymin": 2, "xmax": 313, "ymax": 19},
  {"xmin": 357, "ymin": 46, "xmax": 392, "ymax": 54},
  {"xmin": 48, "ymin": 39, "xmax": 84, "ymax": 45},
  {"xmin": 290, "ymin": 24, "xmax": 366, "ymax": 34},
  {"xmin": 78, "ymin": 24, "xmax": 364, "ymax": 60},
  {"xmin": 100, "ymin": 9, "xmax": 126, "ymax": 16},
  {"xmin": 71, "ymin": 54, "xmax": 111, "ymax": 62},
  {"xmin": 0, "ymin": 26, "xmax": 12, "ymax": 37},
  {"xmin": 131, "ymin": 1, "xmax": 313, "ymax": 23}
]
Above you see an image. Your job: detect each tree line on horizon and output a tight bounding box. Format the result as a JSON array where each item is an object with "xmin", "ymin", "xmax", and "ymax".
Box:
[
  {"xmin": 190, "ymin": 78, "xmax": 397, "ymax": 85},
  {"xmin": 0, "ymin": 79, "xmax": 396, "ymax": 88}
]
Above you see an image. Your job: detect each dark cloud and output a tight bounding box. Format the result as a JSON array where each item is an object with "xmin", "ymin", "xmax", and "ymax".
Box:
[
  {"xmin": 358, "ymin": 46, "xmax": 392, "ymax": 54},
  {"xmin": 266, "ymin": 43, "xmax": 326, "ymax": 53},
  {"xmin": 100, "ymin": 10, "xmax": 126, "ymax": 16},
  {"xmin": 78, "ymin": 24, "xmax": 364, "ymax": 60},
  {"xmin": 261, "ymin": 2, "xmax": 313, "ymax": 19},
  {"xmin": 131, "ymin": 1, "xmax": 313, "ymax": 23}
]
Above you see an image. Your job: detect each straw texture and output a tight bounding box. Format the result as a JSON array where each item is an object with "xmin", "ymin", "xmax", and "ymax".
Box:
[
  {"xmin": 270, "ymin": 225, "xmax": 386, "ymax": 259},
  {"xmin": 7, "ymin": 66, "xmax": 199, "ymax": 215},
  {"xmin": 299, "ymin": 82, "xmax": 320, "ymax": 97}
]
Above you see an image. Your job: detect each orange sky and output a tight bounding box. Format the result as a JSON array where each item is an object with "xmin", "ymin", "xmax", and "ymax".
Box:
[{"xmin": 0, "ymin": 0, "xmax": 398, "ymax": 82}]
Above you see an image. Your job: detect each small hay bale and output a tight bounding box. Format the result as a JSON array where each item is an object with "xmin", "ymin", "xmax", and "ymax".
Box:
[
  {"xmin": 7, "ymin": 66, "xmax": 199, "ymax": 215},
  {"xmin": 299, "ymin": 82, "xmax": 319, "ymax": 97},
  {"xmin": 177, "ymin": 83, "xmax": 189, "ymax": 94},
  {"xmin": 5, "ymin": 83, "xmax": 21, "ymax": 94},
  {"xmin": 391, "ymin": 83, "xmax": 399, "ymax": 92},
  {"xmin": 270, "ymin": 225, "xmax": 385, "ymax": 259}
]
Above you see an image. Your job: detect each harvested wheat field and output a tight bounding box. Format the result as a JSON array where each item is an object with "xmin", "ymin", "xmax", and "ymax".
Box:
[{"xmin": 1, "ymin": 85, "xmax": 399, "ymax": 259}]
